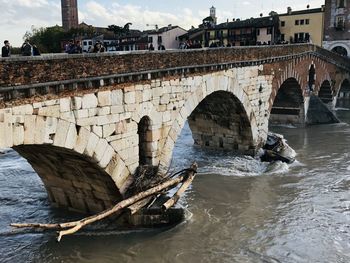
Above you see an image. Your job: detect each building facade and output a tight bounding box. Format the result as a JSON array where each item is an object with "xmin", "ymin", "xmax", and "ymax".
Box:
[
  {"xmin": 323, "ymin": 0, "xmax": 350, "ymax": 56},
  {"xmin": 148, "ymin": 25, "xmax": 187, "ymax": 50},
  {"xmin": 61, "ymin": 0, "xmax": 79, "ymax": 31},
  {"xmin": 279, "ymin": 7, "xmax": 324, "ymax": 46}
]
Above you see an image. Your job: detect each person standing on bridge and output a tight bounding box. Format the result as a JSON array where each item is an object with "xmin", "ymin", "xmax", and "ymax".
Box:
[
  {"xmin": 21, "ymin": 39, "xmax": 32, "ymax": 56},
  {"xmin": 1, "ymin": 40, "xmax": 11, "ymax": 57}
]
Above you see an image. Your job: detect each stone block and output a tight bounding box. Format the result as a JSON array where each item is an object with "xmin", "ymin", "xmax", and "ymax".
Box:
[
  {"xmin": 65, "ymin": 123, "xmax": 77, "ymax": 149},
  {"xmin": 12, "ymin": 105, "xmax": 33, "ymax": 115},
  {"xmin": 92, "ymin": 126, "xmax": 103, "ymax": 137},
  {"xmin": 124, "ymin": 91, "xmax": 136, "ymax": 104},
  {"xmin": 60, "ymin": 98, "xmax": 71, "ymax": 112},
  {"xmin": 103, "ymin": 124, "xmax": 115, "ymax": 138},
  {"xmin": 34, "ymin": 116, "xmax": 47, "ymax": 144},
  {"xmin": 76, "ymin": 116, "xmax": 98, "ymax": 127},
  {"xmin": 93, "ymin": 138, "xmax": 109, "ymax": 163},
  {"xmin": 111, "ymin": 105, "xmax": 124, "ymax": 114},
  {"xmin": 74, "ymin": 127, "xmax": 91, "ymax": 154},
  {"xmin": 13, "ymin": 124, "xmax": 24, "ymax": 146},
  {"xmin": 84, "ymin": 132, "xmax": 99, "ymax": 157},
  {"xmin": 82, "ymin": 94, "xmax": 98, "ymax": 109},
  {"xmin": 74, "ymin": 109, "xmax": 89, "ymax": 119},
  {"xmin": 160, "ymin": 93, "xmax": 170, "ymax": 105},
  {"xmin": 142, "ymin": 89, "xmax": 152, "ymax": 102},
  {"xmin": 99, "ymin": 145, "xmax": 115, "ymax": 168},
  {"xmin": 53, "ymin": 120, "xmax": 70, "ymax": 147},
  {"xmin": 43, "ymin": 99, "xmax": 59, "ymax": 107},
  {"xmin": 60, "ymin": 111, "xmax": 76, "ymax": 123},
  {"xmin": 23, "ymin": 115, "xmax": 36, "ymax": 145},
  {"xmin": 38, "ymin": 105, "xmax": 60, "ymax": 118},
  {"xmin": 97, "ymin": 114, "xmax": 120, "ymax": 126},
  {"xmin": 111, "ymin": 89, "xmax": 123, "ymax": 105},
  {"xmin": 97, "ymin": 107, "xmax": 111, "ymax": 116},
  {"xmin": 89, "ymin": 108, "xmax": 98, "ymax": 117},
  {"xmin": 72, "ymin": 97, "xmax": 82, "ymax": 110},
  {"xmin": 98, "ymin": 91, "xmax": 112, "ymax": 106}
]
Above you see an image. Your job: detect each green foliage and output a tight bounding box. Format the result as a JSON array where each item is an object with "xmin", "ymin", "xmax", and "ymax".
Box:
[
  {"xmin": 107, "ymin": 23, "xmax": 132, "ymax": 37},
  {"xmin": 23, "ymin": 26, "xmax": 96, "ymax": 53},
  {"xmin": 23, "ymin": 25, "xmax": 65, "ymax": 53}
]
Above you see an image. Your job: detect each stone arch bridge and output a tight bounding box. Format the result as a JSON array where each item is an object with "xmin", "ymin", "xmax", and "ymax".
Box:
[{"xmin": 0, "ymin": 44, "xmax": 349, "ymax": 213}]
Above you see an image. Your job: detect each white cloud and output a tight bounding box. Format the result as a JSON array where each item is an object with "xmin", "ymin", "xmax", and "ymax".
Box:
[{"xmin": 81, "ymin": 1, "xmax": 201, "ymax": 31}]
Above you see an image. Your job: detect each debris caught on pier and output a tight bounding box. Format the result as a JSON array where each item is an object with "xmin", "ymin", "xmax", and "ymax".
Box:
[
  {"xmin": 10, "ymin": 163, "xmax": 198, "ymax": 242},
  {"xmin": 260, "ymin": 132, "xmax": 296, "ymax": 164}
]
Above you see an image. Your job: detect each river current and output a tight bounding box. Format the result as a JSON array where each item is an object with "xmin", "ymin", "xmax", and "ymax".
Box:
[{"xmin": 0, "ymin": 108, "xmax": 349, "ymax": 263}]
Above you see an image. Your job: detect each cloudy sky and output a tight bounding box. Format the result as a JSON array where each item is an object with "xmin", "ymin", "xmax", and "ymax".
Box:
[{"xmin": 2, "ymin": 0, "xmax": 324, "ymax": 47}]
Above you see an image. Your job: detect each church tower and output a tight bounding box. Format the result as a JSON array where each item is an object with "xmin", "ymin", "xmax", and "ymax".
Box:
[
  {"xmin": 210, "ymin": 6, "xmax": 217, "ymax": 25},
  {"xmin": 61, "ymin": 0, "xmax": 79, "ymax": 31}
]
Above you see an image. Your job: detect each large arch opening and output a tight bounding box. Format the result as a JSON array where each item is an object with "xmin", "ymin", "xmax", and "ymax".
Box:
[
  {"xmin": 318, "ymin": 80, "xmax": 333, "ymax": 104},
  {"xmin": 187, "ymin": 91, "xmax": 255, "ymax": 155},
  {"xmin": 270, "ymin": 78, "xmax": 305, "ymax": 126},
  {"xmin": 332, "ymin": 46, "xmax": 348, "ymax": 57},
  {"xmin": 336, "ymin": 79, "xmax": 350, "ymax": 108},
  {"xmin": 13, "ymin": 145, "xmax": 122, "ymax": 214},
  {"xmin": 138, "ymin": 116, "xmax": 153, "ymax": 166}
]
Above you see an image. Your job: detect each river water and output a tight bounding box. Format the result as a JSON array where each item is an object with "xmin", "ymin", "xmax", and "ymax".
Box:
[{"xmin": 0, "ymin": 107, "xmax": 350, "ymax": 263}]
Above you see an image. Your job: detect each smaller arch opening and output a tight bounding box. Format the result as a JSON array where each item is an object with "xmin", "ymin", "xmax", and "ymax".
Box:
[
  {"xmin": 318, "ymin": 80, "xmax": 333, "ymax": 104},
  {"xmin": 332, "ymin": 46, "xmax": 348, "ymax": 57},
  {"xmin": 270, "ymin": 78, "xmax": 304, "ymax": 126},
  {"xmin": 138, "ymin": 116, "xmax": 153, "ymax": 166},
  {"xmin": 336, "ymin": 79, "xmax": 350, "ymax": 108}
]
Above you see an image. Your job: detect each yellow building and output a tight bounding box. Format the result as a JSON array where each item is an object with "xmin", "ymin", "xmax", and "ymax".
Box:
[{"xmin": 279, "ymin": 6, "xmax": 324, "ymax": 46}]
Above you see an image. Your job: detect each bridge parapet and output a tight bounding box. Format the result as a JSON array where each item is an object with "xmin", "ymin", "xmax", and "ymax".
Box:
[{"xmin": 0, "ymin": 45, "xmax": 319, "ymax": 103}]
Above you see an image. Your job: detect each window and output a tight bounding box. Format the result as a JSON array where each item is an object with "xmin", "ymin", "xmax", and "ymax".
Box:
[
  {"xmin": 294, "ymin": 33, "xmax": 299, "ymax": 42},
  {"xmin": 300, "ymin": 19, "xmax": 305, "ymax": 25},
  {"xmin": 83, "ymin": 41, "xmax": 87, "ymax": 46},
  {"xmin": 256, "ymin": 29, "xmax": 260, "ymax": 36},
  {"xmin": 305, "ymin": 33, "xmax": 310, "ymax": 42},
  {"xmin": 148, "ymin": 36, "xmax": 153, "ymax": 43},
  {"xmin": 267, "ymin": 27, "xmax": 272, "ymax": 35},
  {"xmin": 295, "ymin": 20, "xmax": 299, "ymax": 25},
  {"xmin": 335, "ymin": 16, "xmax": 345, "ymax": 29},
  {"xmin": 281, "ymin": 34, "xmax": 285, "ymax": 41},
  {"xmin": 88, "ymin": 41, "xmax": 92, "ymax": 45},
  {"xmin": 157, "ymin": 35, "xmax": 162, "ymax": 43},
  {"xmin": 306, "ymin": 19, "xmax": 310, "ymax": 25},
  {"xmin": 281, "ymin": 21, "xmax": 285, "ymax": 27},
  {"xmin": 337, "ymin": 0, "xmax": 345, "ymax": 8}
]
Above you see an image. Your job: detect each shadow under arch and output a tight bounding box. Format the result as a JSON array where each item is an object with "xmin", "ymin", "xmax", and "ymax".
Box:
[
  {"xmin": 269, "ymin": 78, "xmax": 305, "ymax": 126},
  {"xmin": 188, "ymin": 90, "xmax": 255, "ymax": 154},
  {"xmin": 318, "ymin": 80, "xmax": 333, "ymax": 104},
  {"xmin": 138, "ymin": 115, "xmax": 153, "ymax": 166},
  {"xmin": 13, "ymin": 144, "xmax": 123, "ymax": 214},
  {"xmin": 336, "ymin": 79, "xmax": 350, "ymax": 108}
]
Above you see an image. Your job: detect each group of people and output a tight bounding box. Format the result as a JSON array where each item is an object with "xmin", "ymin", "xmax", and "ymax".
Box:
[
  {"xmin": 1, "ymin": 39, "xmax": 40, "ymax": 57},
  {"xmin": 148, "ymin": 43, "xmax": 166, "ymax": 51},
  {"xmin": 65, "ymin": 40, "xmax": 106, "ymax": 54}
]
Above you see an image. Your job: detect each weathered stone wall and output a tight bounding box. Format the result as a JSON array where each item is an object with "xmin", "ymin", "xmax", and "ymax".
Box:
[
  {"xmin": 0, "ymin": 46, "xmax": 349, "ymax": 213},
  {"xmin": 0, "ymin": 65, "xmax": 274, "ymax": 212}
]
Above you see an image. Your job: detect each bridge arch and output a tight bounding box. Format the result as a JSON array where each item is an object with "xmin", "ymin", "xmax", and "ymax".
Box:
[
  {"xmin": 269, "ymin": 78, "xmax": 305, "ymax": 126},
  {"xmin": 336, "ymin": 79, "xmax": 350, "ymax": 108},
  {"xmin": 318, "ymin": 80, "xmax": 333, "ymax": 104},
  {"xmin": 0, "ymin": 110, "xmax": 132, "ymax": 214},
  {"xmin": 159, "ymin": 76, "xmax": 259, "ymax": 168}
]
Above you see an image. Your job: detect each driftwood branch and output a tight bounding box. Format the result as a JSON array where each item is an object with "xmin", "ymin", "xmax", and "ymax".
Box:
[
  {"xmin": 162, "ymin": 163, "xmax": 197, "ymax": 210},
  {"xmin": 11, "ymin": 163, "xmax": 198, "ymax": 242}
]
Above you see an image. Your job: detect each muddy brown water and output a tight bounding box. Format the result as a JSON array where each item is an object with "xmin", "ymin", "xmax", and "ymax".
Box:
[{"xmin": 0, "ymin": 108, "xmax": 349, "ymax": 263}]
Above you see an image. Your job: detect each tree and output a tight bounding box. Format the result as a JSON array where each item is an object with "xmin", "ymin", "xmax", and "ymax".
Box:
[
  {"xmin": 107, "ymin": 23, "xmax": 132, "ymax": 37},
  {"xmin": 23, "ymin": 26, "xmax": 96, "ymax": 53}
]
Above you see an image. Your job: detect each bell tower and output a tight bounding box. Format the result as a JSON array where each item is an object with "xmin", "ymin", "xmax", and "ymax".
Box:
[{"xmin": 61, "ymin": 0, "xmax": 79, "ymax": 31}]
